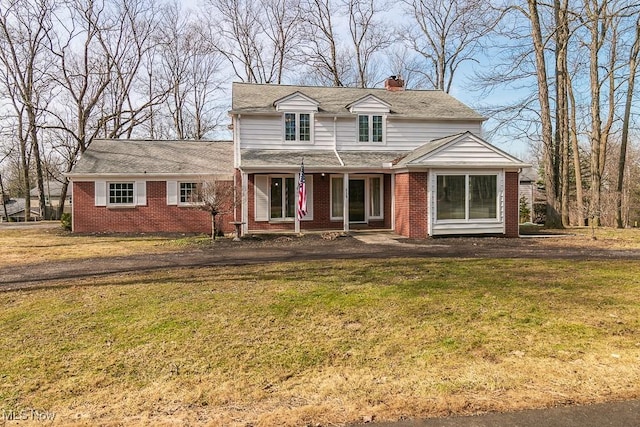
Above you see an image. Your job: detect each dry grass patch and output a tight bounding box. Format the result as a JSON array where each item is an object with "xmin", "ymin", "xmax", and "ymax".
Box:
[
  {"xmin": 1, "ymin": 258, "xmax": 639, "ymax": 426},
  {"xmin": 0, "ymin": 228, "xmax": 207, "ymax": 268}
]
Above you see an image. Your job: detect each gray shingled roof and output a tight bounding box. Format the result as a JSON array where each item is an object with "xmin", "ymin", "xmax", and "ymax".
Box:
[
  {"xmin": 240, "ymin": 149, "xmax": 410, "ymax": 169},
  {"xmin": 393, "ymin": 133, "xmax": 464, "ymax": 167},
  {"xmin": 231, "ymin": 83, "xmax": 486, "ymax": 121},
  {"xmin": 70, "ymin": 139, "xmax": 234, "ymax": 176}
]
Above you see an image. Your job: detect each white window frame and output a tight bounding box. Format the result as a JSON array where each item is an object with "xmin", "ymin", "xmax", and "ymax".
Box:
[
  {"xmin": 269, "ymin": 174, "xmax": 296, "ymax": 221},
  {"xmin": 357, "ymin": 114, "xmax": 385, "ymax": 143},
  {"xmin": 178, "ymin": 182, "xmax": 203, "ymax": 206},
  {"xmin": 108, "ymin": 182, "xmax": 135, "ymax": 206},
  {"xmin": 330, "ymin": 175, "xmax": 384, "ymax": 221},
  {"xmin": 283, "ymin": 112, "xmax": 313, "ymax": 143},
  {"xmin": 434, "ymin": 172, "xmax": 501, "ymax": 223}
]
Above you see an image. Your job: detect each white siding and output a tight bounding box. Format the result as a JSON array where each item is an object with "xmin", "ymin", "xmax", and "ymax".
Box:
[
  {"xmin": 424, "ymin": 136, "xmax": 510, "ymax": 165},
  {"xmin": 339, "ymin": 119, "xmax": 482, "ymax": 151},
  {"xmin": 310, "ymin": 117, "xmax": 336, "ymax": 149},
  {"xmin": 349, "ymin": 95, "xmax": 390, "ymax": 113},
  {"xmin": 239, "ymin": 115, "xmax": 284, "ymax": 148},
  {"xmin": 275, "ymin": 94, "xmax": 319, "ymax": 112}
]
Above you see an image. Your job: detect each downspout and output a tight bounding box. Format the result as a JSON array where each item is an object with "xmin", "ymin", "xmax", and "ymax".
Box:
[{"xmin": 333, "ymin": 116, "xmax": 344, "ymax": 166}]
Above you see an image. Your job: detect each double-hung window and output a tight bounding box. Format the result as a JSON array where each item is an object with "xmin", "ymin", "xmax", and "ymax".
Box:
[
  {"xmin": 436, "ymin": 174, "xmax": 498, "ymax": 221},
  {"xmin": 109, "ymin": 182, "xmax": 134, "ymax": 205},
  {"xmin": 270, "ymin": 176, "xmax": 296, "ymax": 219},
  {"xmin": 284, "ymin": 113, "xmax": 311, "ymax": 142},
  {"xmin": 358, "ymin": 115, "xmax": 383, "ymax": 143}
]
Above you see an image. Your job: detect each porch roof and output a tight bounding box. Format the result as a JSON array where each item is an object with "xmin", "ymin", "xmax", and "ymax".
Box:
[{"xmin": 239, "ymin": 149, "xmax": 409, "ymax": 171}]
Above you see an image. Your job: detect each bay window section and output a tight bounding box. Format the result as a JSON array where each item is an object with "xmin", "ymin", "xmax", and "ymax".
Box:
[
  {"xmin": 436, "ymin": 174, "xmax": 498, "ymax": 221},
  {"xmin": 270, "ymin": 176, "xmax": 295, "ymax": 219},
  {"xmin": 469, "ymin": 175, "xmax": 497, "ymax": 219}
]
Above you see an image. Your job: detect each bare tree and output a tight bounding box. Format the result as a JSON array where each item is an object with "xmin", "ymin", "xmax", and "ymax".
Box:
[
  {"xmin": 48, "ymin": 0, "xmax": 163, "ymax": 216},
  {"xmin": 615, "ymin": 15, "xmax": 640, "ymax": 227},
  {"xmin": 299, "ymin": 0, "xmax": 350, "ymax": 86},
  {"xmin": 400, "ymin": 0, "xmax": 499, "ymax": 93},
  {"xmin": 0, "ymin": 0, "xmax": 55, "ymax": 220},
  {"xmin": 154, "ymin": 4, "xmax": 224, "ymax": 140},
  {"xmin": 345, "ymin": 0, "xmax": 393, "ymax": 88},
  {"xmin": 194, "ymin": 178, "xmax": 236, "ymax": 241}
]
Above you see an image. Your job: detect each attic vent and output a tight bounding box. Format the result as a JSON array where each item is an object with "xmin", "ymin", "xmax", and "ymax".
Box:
[{"xmin": 384, "ymin": 75, "xmax": 405, "ymax": 91}]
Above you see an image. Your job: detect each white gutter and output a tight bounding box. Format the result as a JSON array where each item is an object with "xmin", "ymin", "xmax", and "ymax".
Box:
[{"xmin": 333, "ymin": 116, "xmax": 344, "ymax": 166}]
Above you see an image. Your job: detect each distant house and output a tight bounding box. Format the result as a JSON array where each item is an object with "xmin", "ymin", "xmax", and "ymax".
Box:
[
  {"xmin": 30, "ymin": 180, "xmax": 73, "ymax": 220},
  {"xmin": 1, "ymin": 198, "xmax": 41, "ymax": 222},
  {"xmin": 69, "ymin": 79, "xmax": 530, "ymax": 237},
  {"xmin": 67, "ymin": 140, "xmax": 234, "ymax": 234}
]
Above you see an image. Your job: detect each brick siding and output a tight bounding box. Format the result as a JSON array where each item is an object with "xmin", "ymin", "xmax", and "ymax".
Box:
[
  {"xmin": 504, "ymin": 171, "xmax": 520, "ymax": 237},
  {"xmin": 394, "ymin": 172, "xmax": 428, "ymax": 239},
  {"xmin": 73, "ymin": 181, "xmax": 233, "ymax": 234}
]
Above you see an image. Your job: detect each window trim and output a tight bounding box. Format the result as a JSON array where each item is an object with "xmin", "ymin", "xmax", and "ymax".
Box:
[
  {"xmin": 107, "ymin": 181, "xmax": 135, "ymax": 207},
  {"xmin": 356, "ymin": 114, "xmax": 385, "ymax": 143},
  {"xmin": 269, "ymin": 174, "xmax": 296, "ymax": 221},
  {"xmin": 178, "ymin": 182, "xmax": 204, "ymax": 206},
  {"xmin": 434, "ymin": 172, "xmax": 501, "ymax": 223},
  {"xmin": 282, "ymin": 112, "xmax": 313, "ymax": 143},
  {"xmin": 330, "ymin": 175, "xmax": 384, "ymax": 221}
]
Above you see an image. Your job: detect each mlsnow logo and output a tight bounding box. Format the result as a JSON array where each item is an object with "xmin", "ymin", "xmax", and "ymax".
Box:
[{"xmin": 1, "ymin": 408, "xmax": 56, "ymax": 422}]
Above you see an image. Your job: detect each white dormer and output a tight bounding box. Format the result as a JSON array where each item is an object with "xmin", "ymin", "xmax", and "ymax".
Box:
[
  {"xmin": 346, "ymin": 94, "xmax": 391, "ymax": 114},
  {"xmin": 274, "ymin": 91, "xmax": 320, "ymax": 112}
]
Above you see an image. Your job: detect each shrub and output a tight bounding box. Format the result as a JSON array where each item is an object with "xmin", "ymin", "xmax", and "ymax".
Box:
[{"xmin": 61, "ymin": 213, "xmax": 72, "ymax": 231}]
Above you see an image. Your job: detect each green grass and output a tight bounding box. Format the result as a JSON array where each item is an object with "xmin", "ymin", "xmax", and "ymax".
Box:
[{"xmin": 1, "ymin": 258, "xmax": 640, "ymax": 425}]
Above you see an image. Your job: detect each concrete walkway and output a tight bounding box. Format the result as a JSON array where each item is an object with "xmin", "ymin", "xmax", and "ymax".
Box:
[{"xmin": 368, "ymin": 400, "xmax": 640, "ymax": 427}]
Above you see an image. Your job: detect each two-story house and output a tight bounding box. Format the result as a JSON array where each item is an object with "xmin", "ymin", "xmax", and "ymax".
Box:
[
  {"xmin": 68, "ymin": 79, "xmax": 528, "ymax": 238},
  {"xmin": 232, "ymin": 80, "xmax": 529, "ymax": 238}
]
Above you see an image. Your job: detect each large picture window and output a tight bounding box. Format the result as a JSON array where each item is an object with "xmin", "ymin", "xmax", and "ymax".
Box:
[
  {"xmin": 109, "ymin": 182, "xmax": 134, "ymax": 205},
  {"xmin": 436, "ymin": 174, "xmax": 498, "ymax": 221},
  {"xmin": 270, "ymin": 176, "xmax": 295, "ymax": 219},
  {"xmin": 284, "ymin": 113, "xmax": 311, "ymax": 142}
]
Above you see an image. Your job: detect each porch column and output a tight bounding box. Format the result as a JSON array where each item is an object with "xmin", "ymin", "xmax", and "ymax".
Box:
[
  {"xmin": 343, "ymin": 172, "xmax": 349, "ymax": 232},
  {"xmin": 241, "ymin": 172, "xmax": 249, "ymax": 235},
  {"xmin": 294, "ymin": 172, "xmax": 300, "ymax": 234}
]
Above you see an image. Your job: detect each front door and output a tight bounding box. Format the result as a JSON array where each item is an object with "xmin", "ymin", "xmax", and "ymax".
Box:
[{"xmin": 349, "ymin": 179, "xmax": 365, "ymax": 222}]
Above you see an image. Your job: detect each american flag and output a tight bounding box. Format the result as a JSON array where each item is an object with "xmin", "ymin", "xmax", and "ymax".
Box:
[{"xmin": 297, "ymin": 160, "xmax": 307, "ymax": 220}]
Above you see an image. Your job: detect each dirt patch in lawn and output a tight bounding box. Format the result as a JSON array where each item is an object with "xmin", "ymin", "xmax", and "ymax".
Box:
[{"xmin": 3, "ymin": 228, "xmax": 640, "ymax": 292}]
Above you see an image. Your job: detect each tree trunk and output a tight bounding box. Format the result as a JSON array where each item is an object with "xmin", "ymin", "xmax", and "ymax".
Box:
[
  {"xmin": 527, "ymin": 0, "xmax": 562, "ymax": 227},
  {"xmin": 615, "ymin": 18, "xmax": 640, "ymax": 228}
]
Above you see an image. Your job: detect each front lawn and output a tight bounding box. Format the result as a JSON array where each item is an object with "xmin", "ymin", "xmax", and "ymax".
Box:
[{"xmin": 1, "ymin": 257, "xmax": 639, "ymax": 426}]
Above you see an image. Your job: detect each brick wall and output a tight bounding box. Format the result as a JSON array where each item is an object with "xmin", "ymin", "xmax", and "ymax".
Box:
[
  {"xmin": 246, "ymin": 173, "xmax": 392, "ymax": 232},
  {"xmin": 394, "ymin": 172, "xmax": 428, "ymax": 238},
  {"xmin": 73, "ymin": 181, "xmax": 234, "ymax": 234},
  {"xmin": 504, "ymin": 171, "xmax": 520, "ymax": 237}
]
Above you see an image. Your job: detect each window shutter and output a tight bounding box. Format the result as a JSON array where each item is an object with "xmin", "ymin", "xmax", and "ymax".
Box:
[
  {"xmin": 254, "ymin": 175, "xmax": 269, "ymax": 222},
  {"xmin": 95, "ymin": 181, "xmax": 107, "ymax": 206},
  {"xmin": 303, "ymin": 175, "xmax": 313, "ymax": 221},
  {"xmin": 167, "ymin": 181, "xmax": 178, "ymax": 205},
  {"xmin": 136, "ymin": 181, "xmax": 147, "ymax": 206}
]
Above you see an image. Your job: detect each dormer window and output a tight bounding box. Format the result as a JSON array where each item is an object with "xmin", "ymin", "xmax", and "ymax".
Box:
[
  {"xmin": 284, "ymin": 113, "xmax": 311, "ymax": 142},
  {"xmin": 358, "ymin": 114, "xmax": 384, "ymax": 143}
]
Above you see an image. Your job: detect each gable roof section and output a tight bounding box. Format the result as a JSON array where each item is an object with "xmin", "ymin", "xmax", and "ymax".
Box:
[
  {"xmin": 395, "ymin": 132, "xmax": 530, "ymax": 169},
  {"xmin": 346, "ymin": 94, "xmax": 391, "ymax": 113},
  {"xmin": 231, "ymin": 82, "xmax": 485, "ymax": 121},
  {"xmin": 69, "ymin": 139, "xmax": 234, "ymax": 178},
  {"xmin": 273, "ymin": 91, "xmax": 320, "ymax": 111}
]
